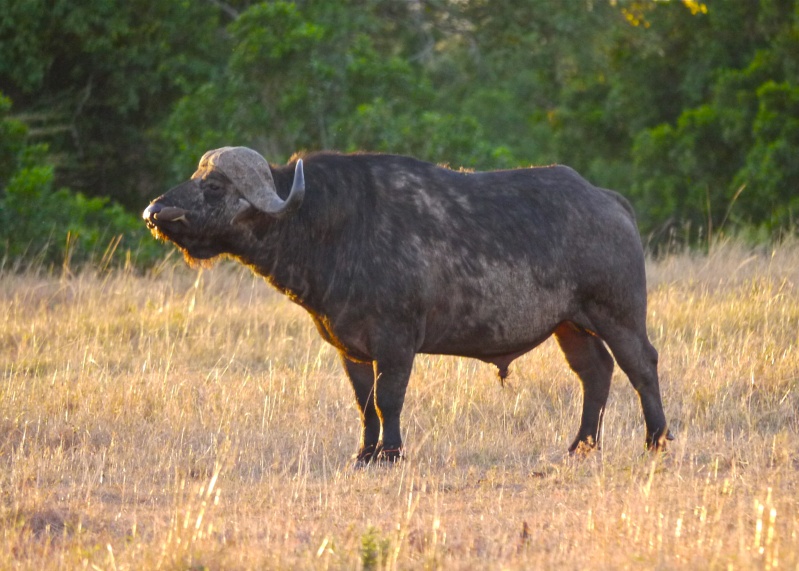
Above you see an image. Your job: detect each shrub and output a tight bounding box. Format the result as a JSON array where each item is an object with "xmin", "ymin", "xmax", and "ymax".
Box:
[{"xmin": 0, "ymin": 95, "xmax": 162, "ymax": 271}]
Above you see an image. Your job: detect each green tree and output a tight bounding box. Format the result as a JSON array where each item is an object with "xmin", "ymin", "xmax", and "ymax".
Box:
[
  {"xmin": 0, "ymin": 0, "xmax": 228, "ymax": 209},
  {"xmin": 0, "ymin": 93, "xmax": 160, "ymax": 269},
  {"xmin": 3, "ymin": 0, "xmax": 799, "ymax": 257},
  {"xmin": 735, "ymin": 81, "xmax": 799, "ymax": 229},
  {"xmin": 628, "ymin": 0, "xmax": 799, "ymax": 239},
  {"xmin": 160, "ymin": 0, "xmax": 518, "ymax": 176}
]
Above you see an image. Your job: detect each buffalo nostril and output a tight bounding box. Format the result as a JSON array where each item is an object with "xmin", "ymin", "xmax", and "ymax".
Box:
[{"xmin": 143, "ymin": 203, "xmax": 162, "ymax": 221}]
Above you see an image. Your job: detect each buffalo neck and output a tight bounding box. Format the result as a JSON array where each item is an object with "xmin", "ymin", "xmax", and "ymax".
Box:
[{"xmin": 229, "ymin": 158, "xmax": 364, "ymax": 316}]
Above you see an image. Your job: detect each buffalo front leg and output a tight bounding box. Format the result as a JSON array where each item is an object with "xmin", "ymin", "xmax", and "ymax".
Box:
[
  {"xmin": 554, "ymin": 322, "xmax": 614, "ymax": 453},
  {"xmin": 372, "ymin": 352, "xmax": 415, "ymax": 463},
  {"xmin": 341, "ymin": 355, "xmax": 380, "ymax": 466}
]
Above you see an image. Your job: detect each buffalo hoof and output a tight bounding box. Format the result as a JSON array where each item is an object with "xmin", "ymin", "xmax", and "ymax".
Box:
[
  {"xmin": 569, "ymin": 440, "xmax": 598, "ymax": 457},
  {"xmin": 568, "ymin": 435, "xmax": 598, "ymax": 456},
  {"xmin": 353, "ymin": 444, "xmax": 377, "ymax": 468},
  {"xmin": 375, "ymin": 446, "xmax": 404, "ymax": 464},
  {"xmin": 352, "ymin": 443, "xmax": 404, "ymax": 469},
  {"xmin": 646, "ymin": 428, "xmax": 674, "ymax": 452}
]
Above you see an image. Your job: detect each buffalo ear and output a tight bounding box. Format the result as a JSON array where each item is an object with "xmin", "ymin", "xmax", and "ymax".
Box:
[{"xmin": 230, "ymin": 198, "xmax": 255, "ymax": 225}]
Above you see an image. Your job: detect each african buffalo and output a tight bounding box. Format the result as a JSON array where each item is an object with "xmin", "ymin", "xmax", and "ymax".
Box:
[{"xmin": 143, "ymin": 147, "xmax": 670, "ymax": 465}]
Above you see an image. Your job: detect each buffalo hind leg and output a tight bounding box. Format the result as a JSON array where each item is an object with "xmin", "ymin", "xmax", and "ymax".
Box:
[
  {"xmin": 588, "ymin": 312, "xmax": 670, "ymax": 450},
  {"xmin": 554, "ymin": 322, "xmax": 614, "ymax": 453},
  {"xmin": 341, "ymin": 355, "xmax": 381, "ymax": 466}
]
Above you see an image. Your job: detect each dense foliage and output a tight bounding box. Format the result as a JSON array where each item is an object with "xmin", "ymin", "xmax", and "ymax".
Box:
[
  {"xmin": 1, "ymin": 0, "xmax": 797, "ymax": 266},
  {"xmin": 0, "ymin": 95, "xmax": 161, "ymax": 269}
]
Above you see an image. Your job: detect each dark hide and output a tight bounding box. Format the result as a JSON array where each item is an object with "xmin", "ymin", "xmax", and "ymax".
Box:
[{"xmin": 144, "ymin": 149, "xmax": 670, "ymax": 465}]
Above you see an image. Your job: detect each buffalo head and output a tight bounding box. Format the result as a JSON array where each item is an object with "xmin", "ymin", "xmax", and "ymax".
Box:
[{"xmin": 143, "ymin": 146, "xmax": 305, "ymax": 263}]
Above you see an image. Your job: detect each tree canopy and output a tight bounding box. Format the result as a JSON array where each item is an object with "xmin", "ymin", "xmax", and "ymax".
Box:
[{"xmin": 1, "ymin": 0, "xmax": 797, "ymax": 266}]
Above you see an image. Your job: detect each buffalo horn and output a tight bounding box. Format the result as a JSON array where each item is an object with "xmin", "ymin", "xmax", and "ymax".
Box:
[
  {"xmin": 200, "ymin": 147, "xmax": 305, "ymax": 218},
  {"xmin": 262, "ymin": 159, "xmax": 304, "ymax": 218}
]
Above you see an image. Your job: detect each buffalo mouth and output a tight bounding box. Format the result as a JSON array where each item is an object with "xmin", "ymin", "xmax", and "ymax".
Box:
[
  {"xmin": 143, "ymin": 203, "xmax": 188, "ymax": 247},
  {"xmin": 142, "ymin": 203, "xmax": 191, "ymax": 243},
  {"xmin": 142, "ymin": 203, "xmax": 221, "ymax": 263},
  {"xmin": 142, "ymin": 203, "xmax": 189, "ymax": 229}
]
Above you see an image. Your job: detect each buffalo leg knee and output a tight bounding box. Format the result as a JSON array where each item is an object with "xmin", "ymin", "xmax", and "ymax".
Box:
[
  {"xmin": 341, "ymin": 355, "xmax": 380, "ymax": 464},
  {"xmin": 555, "ymin": 323, "xmax": 614, "ymax": 451}
]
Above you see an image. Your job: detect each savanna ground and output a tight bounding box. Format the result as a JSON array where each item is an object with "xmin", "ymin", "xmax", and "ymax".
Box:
[{"xmin": 1, "ymin": 241, "xmax": 798, "ymax": 570}]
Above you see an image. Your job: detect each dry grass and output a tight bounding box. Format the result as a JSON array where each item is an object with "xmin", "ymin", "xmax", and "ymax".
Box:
[{"xmin": 1, "ymin": 240, "xmax": 798, "ymax": 569}]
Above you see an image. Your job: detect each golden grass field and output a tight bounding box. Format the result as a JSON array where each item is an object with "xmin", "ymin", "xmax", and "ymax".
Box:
[{"xmin": 1, "ymin": 240, "xmax": 798, "ymax": 569}]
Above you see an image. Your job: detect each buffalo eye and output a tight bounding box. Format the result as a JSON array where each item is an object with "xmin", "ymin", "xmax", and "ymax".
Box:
[{"xmin": 203, "ymin": 179, "xmax": 226, "ymax": 201}]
